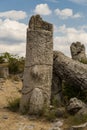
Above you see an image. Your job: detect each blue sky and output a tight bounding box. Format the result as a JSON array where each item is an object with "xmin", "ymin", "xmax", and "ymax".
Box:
[{"xmin": 0, "ymin": 0, "xmax": 87, "ymax": 56}]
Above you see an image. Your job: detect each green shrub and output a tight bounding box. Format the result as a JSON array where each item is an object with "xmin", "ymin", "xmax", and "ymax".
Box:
[
  {"xmin": 80, "ymin": 58, "xmax": 87, "ymax": 64},
  {"xmin": 0, "ymin": 56, "xmax": 4, "ymax": 63},
  {"xmin": 51, "ymin": 96, "xmax": 64, "ymax": 108},
  {"xmin": 8, "ymin": 56, "xmax": 25, "ymax": 74},
  {"xmin": 21, "ymin": 105, "xmax": 29, "ymax": 115},
  {"xmin": 38, "ymin": 105, "xmax": 57, "ymax": 121},
  {"xmin": 67, "ymin": 114, "xmax": 87, "ymax": 126},
  {"xmin": 62, "ymin": 82, "xmax": 87, "ymax": 103},
  {"xmin": 45, "ymin": 110, "xmax": 56, "ymax": 121},
  {"xmin": 0, "ymin": 52, "xmax": 25, "ymax": 74},
  {"xmin": 7, "ymin": 97, "xmax": 20, "ymax": 112},
  {"xmin": 43, "ymin": 108, "xmax": 56, "ymax": 121},
  {"xmin": 51, "ymin": 97, "xmax": 58, "ymax": 107}
]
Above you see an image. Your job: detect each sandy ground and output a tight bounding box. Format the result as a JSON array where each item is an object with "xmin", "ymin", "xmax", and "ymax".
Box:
[
  {"xmin": 0, "ymin": 79, "xmax": 52, "ymax": 130},
  {"xmin": 0, "ymin": 79, "xmax": 87, "ymax": 130}
]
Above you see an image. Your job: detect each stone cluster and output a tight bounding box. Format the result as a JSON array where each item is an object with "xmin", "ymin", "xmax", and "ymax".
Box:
[
  {"xmin": 20, "ymin": 15, "xmax": 53, "ymax": 114},
  {"xmin": 20, "ymin": 15, "xmax": 87, "ymax": 116}
]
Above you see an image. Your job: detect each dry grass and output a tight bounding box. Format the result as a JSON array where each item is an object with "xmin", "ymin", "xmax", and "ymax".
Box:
[
  {"xmin": 0, "ymin": 79, "xmax": 51, "ymax": 130},
  {"xmin": 0, "ymin": 79, "xmax": 87, "ymax": 130}
]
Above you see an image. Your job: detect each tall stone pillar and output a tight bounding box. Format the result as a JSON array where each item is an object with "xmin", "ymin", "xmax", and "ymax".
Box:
[
  {"xmin": 20, "ymin": 15, "xmax": 53, "ymax": 114},
  {"xmin": 70, "ymin": 42, "xmax": 86, "ymax": 61}
]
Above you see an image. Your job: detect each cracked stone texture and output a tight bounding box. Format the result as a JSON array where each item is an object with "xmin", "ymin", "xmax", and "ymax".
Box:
[
  {"xmin": 53, "ymin": 51, "xmax": 87, "ymax": 90},
  {"xmin": 29, "ymin": 88, "xmax": 44, "ymax": 114},
  {"xmin": 20, "ymin": 15, "xmax": 53, "ymax": 114},
  {"xmin": 70, "ymin": 42, "xmax": 86, "ymax": 61},
  {"xmin": 29, "ymin": 14, "xmax": 53, "ymax": 31},
  {"xmin": 51, "ymin": 72, "xmax": 63, "ymax": 105},
  {"xmin": 26, "ymin": 30, "xmax": 53, "ymax": 66},
  {"xmin": 67, "ymin": 97, "xmax": 86, "ymax": 114}
]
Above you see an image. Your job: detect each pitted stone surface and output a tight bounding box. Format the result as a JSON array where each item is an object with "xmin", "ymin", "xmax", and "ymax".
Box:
[
  {"xmin": 70, "ymin": 42, "xmax": 86, "ymax": 61},
  {"xmin": 26, "ymin": 30, "xmax": 53, "ymax": 66},
  {"xmin": 22, "ymin": 65, "xmax": 52, "ymax": 95},
  {"xmin": 20, "ymin": 15, "xmax": 53, "ymax": 114},
  {"xmin": 53, "ymin": 51, "xmax": 87, "ymax": 90},
  {"xmin": 29, "ymin": 14, "xmax": 53, "ymax": 31},
  {"xmin": 67, "ymin": 97, "xmax": 86, "ymax": 114},
  {"xmin": 29, "ymin": 88, "xmax": 44, "ymax": 114},
  {"xmin": 51, "ymin": 73, "xmax": 62, "ymax": 105}
]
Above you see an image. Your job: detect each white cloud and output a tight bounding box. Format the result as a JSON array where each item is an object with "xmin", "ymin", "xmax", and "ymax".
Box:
[
  {"xmin": 54, "ymin": 25, "xmax": 87, "ymax": 56},
  {"xmin": 55, "ymin": 8, "xmax": 73, "ymax": 17},
  {"xmin": 73, "ymin": 13, "xmax": 81, "ymax": 18},
  {"xmin": 0, "ymin": 10, "xmax": 27, "ymax": 20},
  {"xmin": 34, "ymin": 4, "xmax": 52, "ymax": 15},
  {"xmin": 54, "ymin": 8, "xmax": 81, "ymax": 19},
  {"xmin": 0, "ymin": 43, "xmax": 26, "ymax": 56},
  {"xmin": 0, "ymin": 18, "xmax": 27, "ymax": 56}
]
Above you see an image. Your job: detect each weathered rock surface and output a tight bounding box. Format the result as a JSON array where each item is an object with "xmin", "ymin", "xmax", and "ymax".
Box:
[
  {"xmin": 20, "ymin": 15, "xmax": 53, "ymax": 114},
  {"xmin": 29, "ymin": 14, "xmax": 52, "ymax": 32},
  {"xmin": 53, "ymin": 51, "xmax": 87, "ymax": 90},
  {"xmin": 70, "ymin": 42, "xmax": 86, "ymax": 61},
  {"xmin": 0, "ymin": 64, "xmax": 9, "ymax": 78},
  {"xmin": 55, "ymin": 107, "xmax": 66, "ymax": 118},
  {"xmin": 29, "ymin": 88, "xmax": 44, "ymax": 114},
  {"xmin": 49, "ymin": 120, "xmax": 63, "ymax": 130},
  {"xmin": 26, "ymin": 30, "xmax": 53, "ymax": 66},
  {"xmin": 51, "ymin": 72, "xmax": 62, "ymax": 105},
  {"xmin": 70, "ymin": 122, "xmax": 87, "ymax": 130},
  {"xmin": 77, "ymin": 107, "xmax": 87, "ymax": 116},
  {"xmin": 67, "ymin": 98, "xmax": 86, "ymax": 114}
]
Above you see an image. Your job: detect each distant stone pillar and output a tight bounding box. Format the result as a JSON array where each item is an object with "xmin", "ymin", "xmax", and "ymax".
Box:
[
  {"xmin": 0, "ymin": 64, "xmax": 9, "ymax": 78},
  {"xmin": 20, "ymin": 15, "xmax": 53, "ymax": 114},
  {"xmin": 70, "ymin": 42, "xmax": 86, "ymax": 61}
]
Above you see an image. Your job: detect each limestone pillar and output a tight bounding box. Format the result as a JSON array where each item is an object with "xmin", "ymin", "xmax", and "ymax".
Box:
[{"xmin": 20, "ymin": 15, "xmax": 53, "ymax": 114}]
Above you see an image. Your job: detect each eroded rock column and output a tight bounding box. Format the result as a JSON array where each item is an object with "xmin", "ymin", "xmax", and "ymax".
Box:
[
  {"xmin": 70, "ymin": 42, "xmax": 86, "ymax": 61},
  {"xmin": 20, "ymin": 15, "xmax": 53, "ymax": 114}
]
